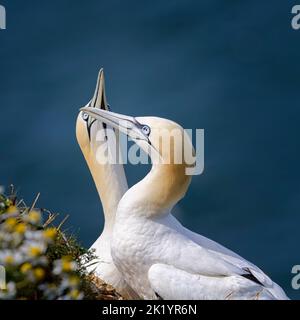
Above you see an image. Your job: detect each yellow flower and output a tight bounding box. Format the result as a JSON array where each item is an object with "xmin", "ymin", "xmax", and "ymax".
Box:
[
  {"xmin": 62, "ymin": 260, "xmax": 72, "ymax": 272},
  {"xmin": 69, "ymin": 275, "xmax": 80, "ymax": 286},
  {"xmin": 4, "ymin": 255, "xmax": 14, "ymax": 265},
  {"xmin": 20, "ymin": 262, "xmax": 32, "ymax": 273},
  {"xmin": 6, "ymin": 205, "xmax": 17, "ymax": 214},
  {"xmin": 69, "ymin": 289, "xmax": 80, "ymax": 299},
  {"xmin": 28, "ymin": 246, "xmax": 42, "ymax": 257},
  {"xmin": 33, "ymin": 268, "xmax": 45, "ymax": 281},
  {"xmin": 43, "ymin": 228, "xmax": 57, "ymax": 240},
  {"xmin": 60, "ymin": 256, "xmax": 76, "ymax": 272},
  {"xmin": 15, "ymin": 223, "xmax": 27, "ymax": 234},
  {"xmin": 28, "ymin": 210, "xmax": 41, "ymax": 224},
  {"xmin": 5, "ymin": 217, "xmax": 17, "ymax": 228}
]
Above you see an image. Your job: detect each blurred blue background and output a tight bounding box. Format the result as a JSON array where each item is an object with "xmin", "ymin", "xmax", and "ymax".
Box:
[{"xmin": 0, "ymin": 0, "xmax": 299, "ymax": 298}]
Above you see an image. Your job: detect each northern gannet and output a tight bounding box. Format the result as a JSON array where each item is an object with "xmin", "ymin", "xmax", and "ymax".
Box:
[
  {"xmin": 76, "ymin": 69, "xmax": 138, "ymax": 299},
  {"xmin": 80, "ymin": 106, "xmax": 289, "ymax": 300}
]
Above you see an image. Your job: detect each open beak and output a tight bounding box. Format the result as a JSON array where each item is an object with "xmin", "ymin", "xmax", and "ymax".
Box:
[
  {"xmin": 80, "ymin": 107, "xmax": 150, "ymax": 144},
  {"xmin": 90, "ymin": 68, "xmax": 108, "ymax": 110},
  {"xmin": 84, "ymin": 68, "xmax": 110, "ymax": 138}
]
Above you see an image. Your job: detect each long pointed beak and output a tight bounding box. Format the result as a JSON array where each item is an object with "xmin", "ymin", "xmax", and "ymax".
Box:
[
  {"xmin": 80, "ymin": 107, "xmax": 150, "ymax": 143},
  {"xmin": 83, "ymin": 68, "xmax": 110, "ymax": 135},
  {"xmin": 90, "ymin": 68, "xmax": 108, "ymax": 110}
]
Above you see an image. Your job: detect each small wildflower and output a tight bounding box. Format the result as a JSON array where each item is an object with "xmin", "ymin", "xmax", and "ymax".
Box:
[
  {"xmin": 53, "ymin": 256, "xmax": 77, "ymax": 275},
  {"xmin": 28, "ymin": 246, "xmax": 42, "ymax": 257},
  {"xmin": 69, "ymin": 289, "xmax": 81, "ymax": 300},
  {"xmin": 20, "ymin": 262, "xmax": 32, "ymax": 273},
  {"xmin": 27, "ymin": 210, "xmax": 41, "ymax": 224},
  {"xmin": 4, "ymin": 255, "xmax": 14, "ymax": 265},
  {"xmin": 43, "ymin": 228, "xmax": 57, "ymax": 240},
  {"xmin": 6, "ymin": 205, "xmax": 18, "ymax": 214},
  {"xmin": 62, "ymin": 261, "xmax": 72, "ymax": 272},
  {"xmin": 62, "ymin": 256, "xmax": 77, "ymax": 272},
  {"xmin": 33, "ymin": 268, "xmax": 45, "ymax": 281},
  {"xmin": 68, "ymin": 275, "xmax": 80, "ymax": 287},
  {"xmin": 15, "ymin": 223, "xmax": 27, "ymax": 234},
  {"xmin": 5, "ymin": 217, "xmax": 17, "ymax": 228},
  {"xmin": 0, "ymin": 251, "xmax": 23, "ymax": 266}
]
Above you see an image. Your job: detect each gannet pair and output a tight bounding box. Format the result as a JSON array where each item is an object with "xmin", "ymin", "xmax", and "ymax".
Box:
[{"xmin": 77, "ymin": 70, "xmax": 288, "ymax": 300}]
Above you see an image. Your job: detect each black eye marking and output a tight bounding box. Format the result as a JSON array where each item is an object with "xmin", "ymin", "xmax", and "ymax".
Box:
[
  {"xmin": 101, "ymin": 102, "xmax": 110, "ymax": 140},
  {"xmin": 82, "ymin": 112, "xmax": 108, "ymax": 141},
  {"xmin": 81, "ymin": 112, "xmax": 95, "ymax": 140},
  {"xmin": 87, "ymin": 119, "xmax": 95, "ymax": 141}
]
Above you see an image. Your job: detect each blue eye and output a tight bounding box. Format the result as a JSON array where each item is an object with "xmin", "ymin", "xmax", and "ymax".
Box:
[
  {"xmin": 142, "ymin": 125, "xmax": 151, "ymax": 136},
  {"xmin": 82, "ymin": 112, "xmax": 89, "ymax": 121}
]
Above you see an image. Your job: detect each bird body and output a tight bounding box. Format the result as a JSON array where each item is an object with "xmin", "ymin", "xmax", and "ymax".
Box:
[
  {"xmin": 112, "ymin": 207, "xmax": 286, "ymax": 300},
  {"xmin": 81, "ymin": 106, "xmax": 289, "ymax": 300}
]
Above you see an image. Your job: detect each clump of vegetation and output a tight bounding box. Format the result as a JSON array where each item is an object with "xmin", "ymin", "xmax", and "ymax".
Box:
[{"xmin": 0, "ymin": 185, "xmax": 122, "ymax": 300}]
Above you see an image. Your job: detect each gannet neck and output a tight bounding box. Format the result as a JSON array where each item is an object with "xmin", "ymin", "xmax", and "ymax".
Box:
[
  {"xmin": 151, "ymin": 163, "xmax": 192, "ymax": 208},
  {"xmin": 80, "ymin": 143, "xmax": 127, "ymax": 229},
  {"xmin": 120, "ymin": 163, "xmax": 191, "ymax": 217}
]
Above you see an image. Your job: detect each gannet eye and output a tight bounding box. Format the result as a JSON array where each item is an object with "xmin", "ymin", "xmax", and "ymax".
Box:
[
  {"xmin": 82, "ymin": 112, "xmax": 89, "ymax": 121},
  {"xmin": 141, "ymin": 125, "xmax": 151, "ymax": 136}
]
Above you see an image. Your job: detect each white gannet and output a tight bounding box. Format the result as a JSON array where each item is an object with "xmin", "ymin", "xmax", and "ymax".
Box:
[
  {"xmin": 80, "ymin": 106, "xmax": 289, "ymax": 300},
  {"xmin": 76, "ymin": 69, "xmax": 138, "ymax": 299}
]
